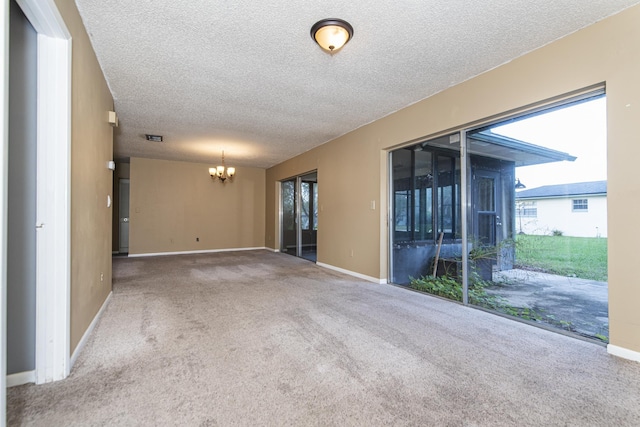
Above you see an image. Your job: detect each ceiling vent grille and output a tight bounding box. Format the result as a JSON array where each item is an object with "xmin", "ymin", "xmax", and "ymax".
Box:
[{"xmin": 145, "ymin": 134, "xmax": 163, "ymax": 142}]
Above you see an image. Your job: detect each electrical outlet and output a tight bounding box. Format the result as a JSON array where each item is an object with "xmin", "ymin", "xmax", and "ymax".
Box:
[{"xmin": 100, "ymin": 272, "xmax": 104, "ymax": 282}]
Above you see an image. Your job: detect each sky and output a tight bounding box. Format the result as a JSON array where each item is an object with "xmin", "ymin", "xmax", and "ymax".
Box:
[{"xmin": 491, "ymin": 97, "xmax": 607, "ymax": 190}]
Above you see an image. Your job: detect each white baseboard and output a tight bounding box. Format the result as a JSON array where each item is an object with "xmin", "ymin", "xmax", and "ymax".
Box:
[
  {"xmin": 70, "ymin": 291, "xmax": 112, "ymax": 369},
  {"xmin": 128, "ymin": 246, "xmax": 268, "ymax": 258},
  {"xmin": 316, "ymin": 262, "xmax": 386, "ymax": 284},
  {"xmin": 7, "ymin": 370, "xmax": 35, "ymax": 387},
  {"xmin": 608, "ymin": 344, "xmax": 640, "ymax": 363}
]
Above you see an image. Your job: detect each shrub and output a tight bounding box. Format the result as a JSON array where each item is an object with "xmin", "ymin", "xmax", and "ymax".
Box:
[{"xmin": 551, "ymin": 229, "xmax": 564, "ymax": 237}]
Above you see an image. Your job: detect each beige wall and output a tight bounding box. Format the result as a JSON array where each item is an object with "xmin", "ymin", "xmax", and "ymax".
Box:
[
  {"xmin": 54, "ymin": 0, "xmax": 115, "ymax": 353},
  {"xmin": 129, "ymin": 158, "xmax": 265, "ymax": 255},
  {"xmin": 266, "ymin": 6, "xmax": 640, "ymax": 353}
]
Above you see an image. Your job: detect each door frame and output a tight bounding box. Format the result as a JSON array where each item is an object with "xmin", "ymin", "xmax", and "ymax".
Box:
[
  {"xmin": 279, "ymin": 171, "xmax": 318, "ymax": 260},
  {"xmin": 17, "ymin": 0, "xmax": 72, "ymax": 385}
]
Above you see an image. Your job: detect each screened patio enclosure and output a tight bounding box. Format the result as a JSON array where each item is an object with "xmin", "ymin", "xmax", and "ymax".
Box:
[{"xmin": 391, "ymin": 131, "xmax": 576, "ymax": 285}]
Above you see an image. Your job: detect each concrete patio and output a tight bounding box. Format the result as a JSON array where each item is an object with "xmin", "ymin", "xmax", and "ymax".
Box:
[{"xmin": 488, "ymin": 269, "xmax": 609, "ymax": 339}]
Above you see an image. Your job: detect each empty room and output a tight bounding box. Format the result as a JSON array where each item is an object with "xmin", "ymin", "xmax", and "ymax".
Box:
[{"xmin": 2, "ymin": 0, "xmax": 640, "ymax": 425}]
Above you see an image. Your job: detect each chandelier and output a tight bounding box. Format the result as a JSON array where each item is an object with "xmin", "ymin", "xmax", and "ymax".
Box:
[{"xmin": 209, "ymin": 151, "xmax": 235, "ymax": 183}]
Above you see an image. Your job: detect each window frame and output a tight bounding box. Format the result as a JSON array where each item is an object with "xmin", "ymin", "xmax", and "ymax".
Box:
[
  {"xmin": 517, "ymin": 201, "xmax": 538, "ymax": 218},
  {"xmin": 392, "ymin": 146, "xmax": 461, "ymax": 244},
  {"xmin": 572, "ymin": 198, "xmax": 588, "ymax": 212}
]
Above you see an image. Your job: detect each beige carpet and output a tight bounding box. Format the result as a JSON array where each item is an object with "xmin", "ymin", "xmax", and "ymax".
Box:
[{"xmin": 8, "ymin": 250, "xmax": 640, "ymax": 426}]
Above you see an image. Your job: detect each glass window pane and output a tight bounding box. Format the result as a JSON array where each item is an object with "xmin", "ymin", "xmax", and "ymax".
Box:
[
  {"xmin": 282, "ymin": 181, "xmax": 295, "ymax": 231},
  {"xmin": 395, "ymin": 191, "xmax": 409, "ymax": 232},
  {"xmin": 478, "ymin": 177, "xmax": 495, "ymax": 212},
  {"xmin": 455, "ymin": 157, "xmax": 461, "ymax": 238},
  {"xmin": 281, "ymin": 180, "xmax": 296, "ymax": 254},
  {"xmin": 465, "ymin": 95, "xmax": 608, "ymax": 343},
  {"xmin": 477, "ymin": 213, "xmax": 495, "ymax": 246},
  {"xmin": 393, "ymin": 149, "xmax": 413, "ymax": 242},
  {"xmin": 415, "ymin": 150, "xmax": 433, "ymax": 240},
  {"xmin": 437, "ymin": 156, "xmax": 454, "ymax": 237},
  {"xmin": 313, "ymin": 183, "xmax": 318, "ymax": 230},
  {"xmin": 572, "ymin": 199, "xmax": 588, "ymax": 212},
  {"xmin": 300, "ymin": 182, "xmax": 310, "ymax": 229}
]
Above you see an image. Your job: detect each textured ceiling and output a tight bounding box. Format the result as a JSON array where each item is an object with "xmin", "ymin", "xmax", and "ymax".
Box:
[{"xmin": 75, "ymin": 0, "xmax": 640, "ymax": 169}]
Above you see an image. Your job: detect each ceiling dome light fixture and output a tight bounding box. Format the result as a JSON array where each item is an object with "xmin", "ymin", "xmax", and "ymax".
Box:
[{"xmin": 311, "ymin": 18, "xmax": 353, "ymax": 53}]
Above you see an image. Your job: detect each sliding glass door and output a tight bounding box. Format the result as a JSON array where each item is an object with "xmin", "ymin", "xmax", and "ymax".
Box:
[
  {"xmin": 281, "ymin": 172, "xmax": 318, "ymax": 262},
  {"xmin": 390, "ymin": 90, "xmax": 608, "ymax": 343},
  {"xmin": 281, "ymin": 178, "xmax": 297, "ymax": 256}
]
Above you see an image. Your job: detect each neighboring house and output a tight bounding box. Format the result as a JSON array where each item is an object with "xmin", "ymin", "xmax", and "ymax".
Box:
[{"xmin": 515, "ymin": 181, "xmax": 607, "ymax": 237}]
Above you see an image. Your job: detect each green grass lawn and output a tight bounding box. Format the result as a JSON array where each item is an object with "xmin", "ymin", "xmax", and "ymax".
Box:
[{"xmin": 515, "ymin": 234, "xmax": 608, "ymax": 282}]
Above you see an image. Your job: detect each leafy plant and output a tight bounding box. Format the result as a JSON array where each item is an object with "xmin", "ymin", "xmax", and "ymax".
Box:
[
  {"xmin": 469, "ymin": 246, "xmax": 497, "ymax": 261},
  {"xmin": 594, "ymin": 333, "xmax": 608, "ymax": 343},
  {"xmin": 410, "ymin": 273, "xmax": 506, "ymax": 311}
]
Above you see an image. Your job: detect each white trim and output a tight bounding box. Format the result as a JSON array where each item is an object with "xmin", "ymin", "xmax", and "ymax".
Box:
[
  {"xmin": 6, "ymin": 370, "xmax": 35, "ymax": 388},
  {"xmin": 35, "ymin": 32, "xmax": 72, "ymax": 385},
  {"xmin": 1, "ymin": 0, "xmax": 9, "ymax": 423},
  {"xmin": 316, "ymin": 262, "xmax": 386, "ymax": 284},
  {"xmin": 608, "ymin": 344, "xmax": 640, "ymax": 363},
  {"xmin": 15, "ymin": 0, "xmax": 69, "ymax": 39},
  {"xmin": 70, "ymin": 292, "xmax": 112, "ymax": 369},
  {"xmin": 17, "ymin": 0, "xmax": 72, "ymax": 385},
  {"xmin": 128, "ymin": 247, "xmax": 269, "ymax": 258}
]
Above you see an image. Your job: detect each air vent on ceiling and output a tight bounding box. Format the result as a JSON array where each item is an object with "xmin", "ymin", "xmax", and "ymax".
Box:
[{"xmin": 145, "ymin": 134, "xmax": 163, "ymax": 142}]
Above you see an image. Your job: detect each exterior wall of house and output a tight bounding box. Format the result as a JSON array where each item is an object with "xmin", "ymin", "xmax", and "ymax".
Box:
[
  {"xmin": 129, "ymin": 158, "xmax": 265, "ymax": 255},
  {"xmin": 265, "ymin": 5, "xmax": 640, "ymax": 354},
  {"xmin": 54, "ymin": 0, "xmax": 115, "ymax": 354},
  {"xmin": 517, "ymin": 195, "xmax": 607, "ymax": 237}
]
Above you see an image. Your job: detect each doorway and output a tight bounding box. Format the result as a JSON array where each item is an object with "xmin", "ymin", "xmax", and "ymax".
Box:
[
  {"xmin": 13, "ymin": 0, "xmax": 72, "ymax": 386},
  {"xmin": 7, "ymin": 0, "xmax": 37, "ymax": 382},
  {"xmin": 473, "ymin": 170, "xmax": 500, "ymax": 247},
  {"xmin": 281, "ymin": 171, "xmax": 318, "ymax": 262},
  {"xmin": 118, "ymin": 179, "xmax": 130, "ymax": 254}
]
